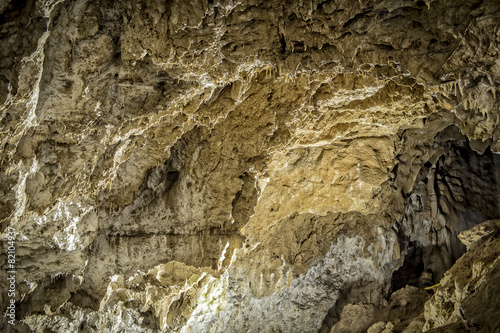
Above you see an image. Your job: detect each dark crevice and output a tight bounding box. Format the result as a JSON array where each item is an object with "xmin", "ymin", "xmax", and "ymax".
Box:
[
  {"xmin": 389, "ymin": 128, "xmax": 500, "ymax": 297},
  {"xmin": 390, "ymin": 241, "xmax": 425, "ymax": 292},
  {"xmin": 279, "ymin": 34, "xmax": 287, "ymax": 54},
  {"xmin": 375, "ymin": 43, "xmax": 395, "ymax": 51},
  {"xmin": 342, "ymin": 10, "xmax": 372, "ymax": 28}
]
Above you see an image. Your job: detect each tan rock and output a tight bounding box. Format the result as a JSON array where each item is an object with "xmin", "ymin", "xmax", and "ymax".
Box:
[
  {"xmin": 1, "ymin": 0, "xmax": 499, "ymax": 332},
  {"xmin": 458, "ymin": 219, "xmax": 500, "ymax": 249},
  {"xmin": 423, "ymin": 221, "xmax": 500, "ymax": 332}
]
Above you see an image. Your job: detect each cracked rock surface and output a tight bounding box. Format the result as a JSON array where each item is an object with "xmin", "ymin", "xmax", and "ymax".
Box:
[{"xmin": 0, "ymin": 0, "xmax": 500, "ymax": 332}]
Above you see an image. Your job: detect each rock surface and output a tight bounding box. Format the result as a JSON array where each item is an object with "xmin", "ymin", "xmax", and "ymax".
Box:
[
  {"xmin": 423, "ymin": 219, "xmax": 500, "ymax": 332},
  {"xmin": 0, "ymin": 0, "xmax": 499, "ymax": 332}
]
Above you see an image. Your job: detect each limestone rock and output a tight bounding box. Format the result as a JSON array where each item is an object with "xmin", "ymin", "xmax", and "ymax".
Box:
[
  {"xmin": 378, "ymin": 286, "xmax": 430, "ymax": 332},
  {"xmin": 0, "ymin": 0, "xmax": 499, "ymax": 332},
  {"xmin": 367, "ymin": 321, "xmax": 395, "ymax": 333},
  {"xmin": 457, "ymin": 219, "xmax": 500, "ymax": 249},
  {"xmin": 331, "ymin": 286, "xmax": 430, "ymax": 333},
  {"xmin": 402, "ymin": 314, "xmax": 426, "ymax": 333},
  {"xmin": 423, "ymin": 220, "xmax": 500, "ymax": 332},
  {"xmin": 330, "ymin": 303, "xmax": 379, "ymax": 333}
]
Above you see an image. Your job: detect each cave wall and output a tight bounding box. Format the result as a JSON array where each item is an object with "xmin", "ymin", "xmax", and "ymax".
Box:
[{"xmin": 0, "ymin": 0, "xmax": 499, "ymax": 332}]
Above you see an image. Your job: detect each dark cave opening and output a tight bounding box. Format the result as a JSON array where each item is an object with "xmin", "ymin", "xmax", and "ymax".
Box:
[
  {"xmin": 389, "ymin": 126, "xmax": 500, "ymax": 295},
  {"xmin": 390, "ymin": 241, "xmax": 425, "ymax": 292}
]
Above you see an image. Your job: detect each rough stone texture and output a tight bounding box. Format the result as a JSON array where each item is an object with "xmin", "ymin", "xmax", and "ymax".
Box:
[
  {"xmin": 329, "ymin": 286, "xmax": 430, "ymax": 333},
  {"xmin": 423, "ymin": 219, "xmax": 500, "ymax": 332},
  {"xmin": 0, "ymin": 0, "xmax": 499, "ymax": 332}
]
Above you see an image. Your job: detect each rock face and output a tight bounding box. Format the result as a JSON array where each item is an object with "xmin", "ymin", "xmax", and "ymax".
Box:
[
  {"xmin": 423, "ymin": 220, "xmax": 500, "ymax": 332},
  {"xmin": 0, "ymin": 0, "xmax": 499, "ymax": 332}
]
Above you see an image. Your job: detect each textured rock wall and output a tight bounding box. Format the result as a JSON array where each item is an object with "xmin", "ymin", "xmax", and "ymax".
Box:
[
  {"xmin": 422, "ymin": 220, "xmax": 500, "ymax": 332},
  {"xmin": 0, "ymin": 0, "xmax": 499, "ymax": 332}
]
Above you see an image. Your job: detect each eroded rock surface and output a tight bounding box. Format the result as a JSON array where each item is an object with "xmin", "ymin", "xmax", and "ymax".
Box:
[
  {"xmin": 423, "ymin": 220, "xmax": 500, "ymax": 332},
  {"xmin": 0, "ymin": 0, "xmax": 499, "ymax": 332}
]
